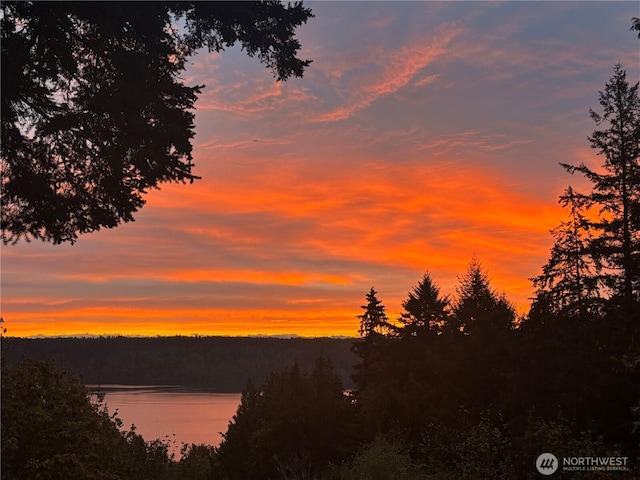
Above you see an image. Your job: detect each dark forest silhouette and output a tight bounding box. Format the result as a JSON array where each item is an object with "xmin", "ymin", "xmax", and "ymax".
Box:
[{"xmin": 2, "ymin": 336, "xmax": 358, "ymax": 391}]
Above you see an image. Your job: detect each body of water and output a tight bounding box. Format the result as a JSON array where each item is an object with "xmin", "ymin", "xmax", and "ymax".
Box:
[{"xmin": 90, "ymin": 385, "xmax": 241, "ymax": 457}]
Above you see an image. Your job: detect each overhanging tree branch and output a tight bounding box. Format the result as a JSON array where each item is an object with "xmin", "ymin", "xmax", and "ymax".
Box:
[{"xmin": 1, "ymin": 1, "xmax": 314, "ymax": 244}]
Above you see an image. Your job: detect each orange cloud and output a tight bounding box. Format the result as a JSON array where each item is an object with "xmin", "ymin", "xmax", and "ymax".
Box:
[
  {"xmin": 135, "ymin": 153, "xmax": 562, "ymax": 311},
  {"xmin": 59, "ymin": 268, "xmax": 354, "ymax": 287}
]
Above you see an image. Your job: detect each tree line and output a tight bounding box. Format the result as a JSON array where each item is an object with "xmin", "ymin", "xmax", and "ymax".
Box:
[{"xmin": 2, "ymin": 335, "xmax": 357, "ymax": 391}]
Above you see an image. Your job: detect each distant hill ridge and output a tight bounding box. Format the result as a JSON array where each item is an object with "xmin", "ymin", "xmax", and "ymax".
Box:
[{"xmin": 2, "ymin": 336, "xmax": 359, "ymax": 391}]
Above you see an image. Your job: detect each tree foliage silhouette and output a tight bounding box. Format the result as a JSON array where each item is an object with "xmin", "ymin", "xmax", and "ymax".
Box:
[
  {"xmin": 2, "ymin": 359, "xmax": 174, "ymax": 480},
  {"xmin": 560, "ymin": 64, "xmax": 640, "ymax": 319},
  {"xmin": 217, "ymin": 359, "xmax": 350, "ymax": 480},
  {"xmin": 531, "ymin": 186, "xmax": 602, "ymax": 321},
  {"xmin": 632, "ymin": 17, "xmax": 640, "ymax": 39},
  {"xmin": 452, "ymin": 257, "xmax": 515, "ymax": 335},
  {"xmin": 357, "ymin": 287, "xmax": 393, "ymax": 338},
  {"xmin": 351, "ymin": 288, "xmax": 399, "ymax": 435},
  {"xmin": 398, "ymin": 273, "xmax": 450, "ymax": 339},
  {"xmin": 1, "ymin": 1, "xmax": 313, "ymax": 244}
]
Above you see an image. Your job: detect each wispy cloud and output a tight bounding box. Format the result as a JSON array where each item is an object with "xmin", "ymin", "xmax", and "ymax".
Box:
[{"xmin": 312, "ymin": 25, "xmax": 459, "ymax": 122}]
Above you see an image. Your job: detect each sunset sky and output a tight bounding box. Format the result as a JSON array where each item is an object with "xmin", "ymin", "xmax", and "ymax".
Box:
[{"xmin": 2, "ymin": 1, "xmax": 639, "ymax": 338}]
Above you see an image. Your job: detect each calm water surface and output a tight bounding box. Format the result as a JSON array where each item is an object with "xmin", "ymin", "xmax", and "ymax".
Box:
[{"xmin": 90, "ymin": 385, "xmax": 241, "ymax": 456}]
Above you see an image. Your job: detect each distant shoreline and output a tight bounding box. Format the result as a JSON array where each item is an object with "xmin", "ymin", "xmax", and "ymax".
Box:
[{"xmin": 2, "ymin": 336, "xmax": 359, "ymax": 391}]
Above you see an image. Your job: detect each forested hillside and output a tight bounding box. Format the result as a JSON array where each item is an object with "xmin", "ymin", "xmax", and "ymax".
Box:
[{"xmin": 2, "ymin": 336, "xmax": 358, "ymax": 391}]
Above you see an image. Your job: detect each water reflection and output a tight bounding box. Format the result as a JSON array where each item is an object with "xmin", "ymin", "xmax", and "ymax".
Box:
[{"xmin": 89, "ymin": 385, "xmax": 241, "ymax": 457}]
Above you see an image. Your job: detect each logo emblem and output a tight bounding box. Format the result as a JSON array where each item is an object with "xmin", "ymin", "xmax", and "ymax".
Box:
[{"xmin": 536, "ymin": 453, "xmax": 559, "ymax": 475}]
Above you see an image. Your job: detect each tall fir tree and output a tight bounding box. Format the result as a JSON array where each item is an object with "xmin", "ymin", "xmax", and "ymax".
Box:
[
  {"xmin": 452, "ymin": 257, "xmax": 515, "ymax": 336},
  {"xmin": 399, "ymin": 273, "xmax": 450, "ymax": 338},
  {"xmin": 357, "ymin": 287, "xmax": 394, "ymax": 338},
  {"xmin": 560, "ymin": 64, "xmax": 640, "ymax": 320},
  {"xmin": 531, "ymin": 186, "xmax": 602, "ymax": 322},
  {"xmin": 350, "ymin": 288, "xmax": 397, "ymax": 435}
]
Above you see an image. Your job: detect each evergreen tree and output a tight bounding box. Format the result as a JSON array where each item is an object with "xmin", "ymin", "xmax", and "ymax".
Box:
[
  {"xmin": 531, "ymin": 186, "xmax": 602, "ymax": 322},
  {"xmin": 399, "ymin": 273, "xmax": 450, "ymax": 339},
  {"xmin": 560, "ymin": 64, "xmax": 640, "ymax": 321},
  {"xmin": 351, "ymin": 288, "xmax": 397, "ymax": 435},
  {"xmin": 216, "ymin": 380, "xmax": 262, "ymax": 479},
  {"xmin": 393, "ymin": 274, "xmax": 451, "ymax": 435},
  {"xmin": 435, "ymin": 259, "xmax": 517, "ymax": 416},
  {"xmin": 357, "ymin": 287, "xmax": 394, "ymax": 338},
  {"xmin": 452, "ymin": 257, "xmax": 516, "ymax": 336},
  {"xmin": 217, "ymin": 360, "xmax": 349, "ymax": 479}
]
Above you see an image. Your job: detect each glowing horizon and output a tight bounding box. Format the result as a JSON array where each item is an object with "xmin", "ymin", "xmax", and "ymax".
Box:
[{"xmin": 2, "ymin": 2, "xmax": 638, "ymax": 338}]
